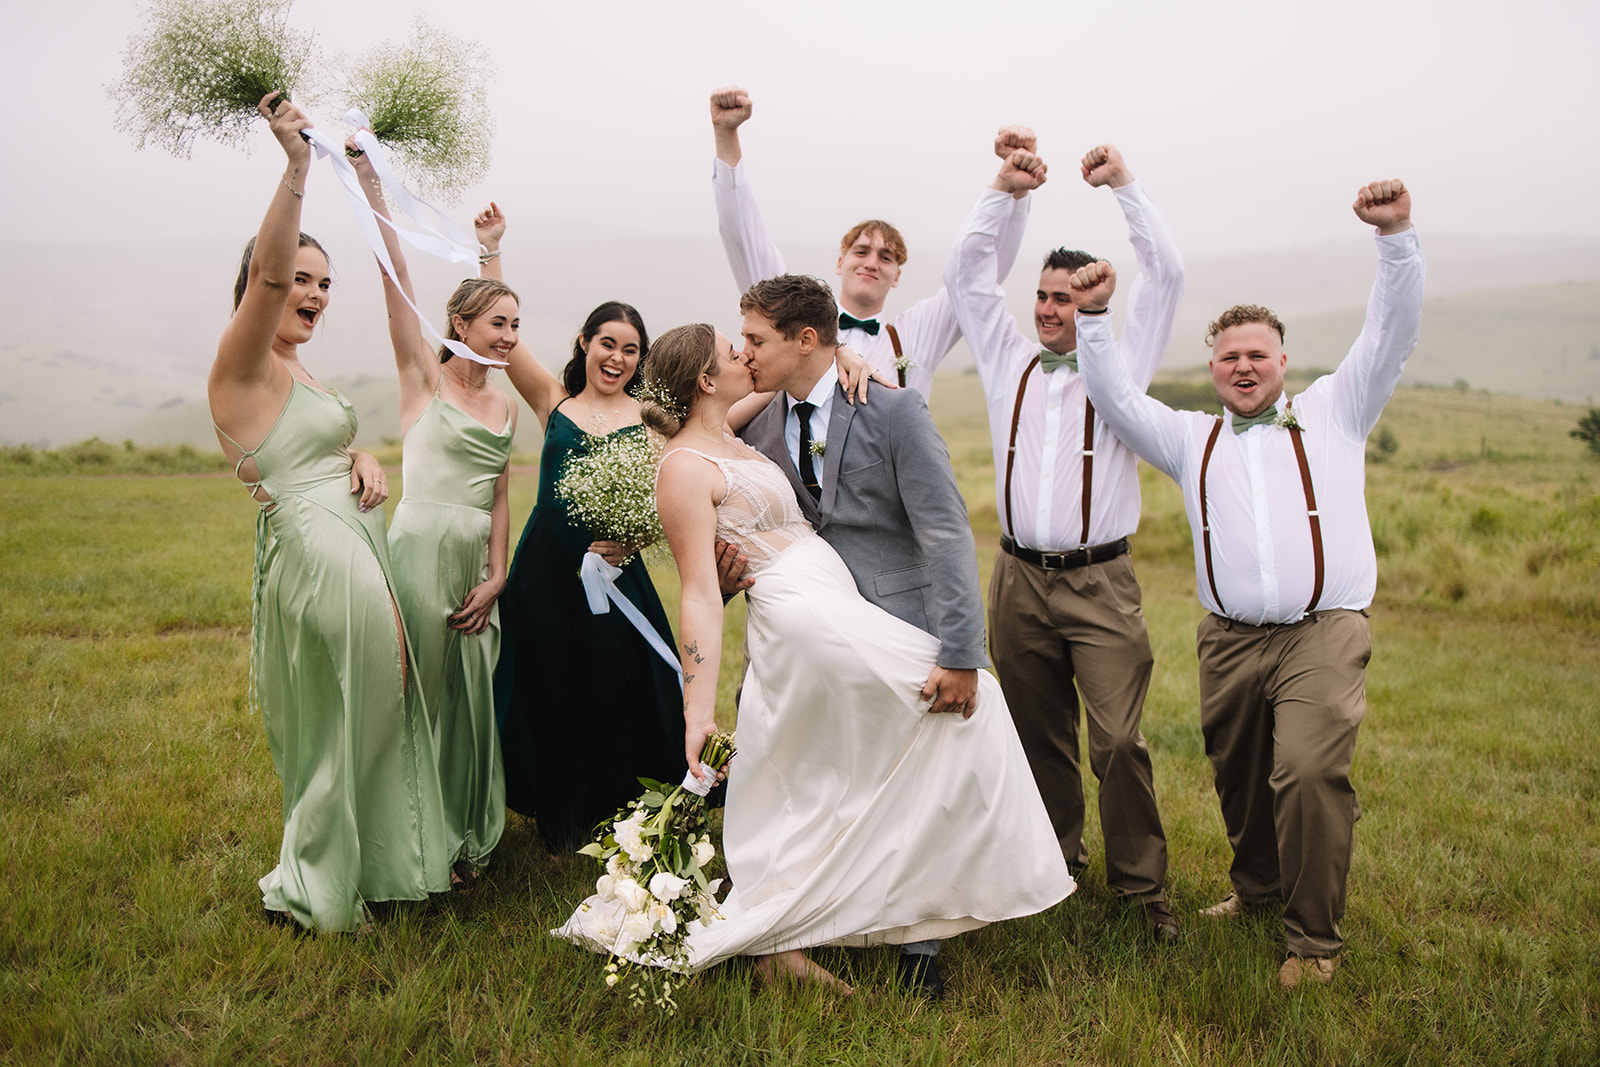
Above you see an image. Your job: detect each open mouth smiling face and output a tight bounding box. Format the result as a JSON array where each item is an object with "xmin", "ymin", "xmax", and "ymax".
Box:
[
  {"xmin": 1209, "ymin": 322, "xmax": 1288, "ymax": 418},
  {"xmin": 281, "ymin": 246, "xmax": 331, "ymax": 340},
  {"xmin": 584, "ymin": 320, "xmax": 642, "ymax": 393}
]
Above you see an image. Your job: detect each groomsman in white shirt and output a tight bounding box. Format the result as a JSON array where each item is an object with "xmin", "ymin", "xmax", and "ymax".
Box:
[
  {"xmin": 708, "ymin": 86, "xmax": 1032, "ymax": 397},
  {"xmin": 943, "ymin": 136, "xmax": 1185, "ymax": 941},
  {"xmin": 1073, "ymin": 180, "xmax": 1424, "ymax": 987}
]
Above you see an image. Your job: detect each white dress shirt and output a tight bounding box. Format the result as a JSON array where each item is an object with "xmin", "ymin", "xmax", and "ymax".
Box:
[
  {"xmin": 783, "ymin": 360, "xmax": 838, "ymax": 474},
  {"xmin": 1079, "ymin": 229, "xmax": 1426, "ymax": 625},
  {"xmin": 713, "ymin": 158, "xmax": 1031, "ymax": 397},
  {"xmin": 943, "ymin": 182, "xmax": 1184, "ymax": 550}
]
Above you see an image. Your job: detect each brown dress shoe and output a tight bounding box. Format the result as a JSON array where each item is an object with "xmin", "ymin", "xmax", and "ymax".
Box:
[
  {"xmin": 1198, "ymin": 892, "xmax": 1266, "ymax": 919},
  {"xmin": 1141, "ymin": 899, "xmax": 1179, "ymax": 943},
  {"xmin": 1278, "ymin": 955, "xmax": 1338, "ymax": 989}
]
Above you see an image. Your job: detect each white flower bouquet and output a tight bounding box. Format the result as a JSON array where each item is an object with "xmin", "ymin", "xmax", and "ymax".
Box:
[
  {"xmin": 555, "ymin": 430, "xmax": 664, "ymax": 550},
  {"xmin": 563, "ymin": 730, "xmax": 736, "ymax": 1012}
]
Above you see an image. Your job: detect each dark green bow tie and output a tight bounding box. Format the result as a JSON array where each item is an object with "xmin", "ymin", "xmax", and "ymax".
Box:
[
  {"xmin": 1040, "ymin": 348, "xmax": 1078, "ymax": 374},
  {"xmin": 839, "ymin": 312, "xmax": 881, "ymax": 336},
  {"xmin": 1231, "ymin": 407, "xmax": 1280, "ymax": 434}
]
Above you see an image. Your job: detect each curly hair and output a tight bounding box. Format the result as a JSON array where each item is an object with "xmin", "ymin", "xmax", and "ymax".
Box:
[
  {"xmin": 838, "ymin": 219, "xmax": 908, "ymax": 266},
  {"xmin": 1206, "ymin": 304, "xmax": 1286, "ymax": 347},
  {"xmin": 739, "ymin": 274, "xmax": 839, "ymax": 347},
  {"xmin": 438, "ymin": 278, "xmax": 519, "ymax": 363},
  {"xmin": 638, "ymin": 324, "xmax": 718, "ymax": 438}
]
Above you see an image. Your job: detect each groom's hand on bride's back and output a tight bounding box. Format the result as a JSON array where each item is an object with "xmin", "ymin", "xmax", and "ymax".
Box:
[{"xmin": 716, "ymin": 540, "xmax": 754, "ymax": 599}]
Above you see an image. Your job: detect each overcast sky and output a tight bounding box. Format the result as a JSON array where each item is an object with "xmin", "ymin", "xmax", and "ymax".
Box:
[{"xmin": 8, "ymin": 0, "xmax": 1600, "ymax": 266}]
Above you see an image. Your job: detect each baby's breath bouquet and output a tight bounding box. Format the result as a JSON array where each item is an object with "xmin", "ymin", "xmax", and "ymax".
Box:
[
  {"xmin": 108, "ymin": 0, "xmax": 317, "ymax": 157},
  {"xmin": 555, "ymin": 731, "xmax": 737, "ymax": 1012},
  {"xmin": 341, "ymin": 15, "xmax": 493, "ymax": 201},
  {"xmin": 555, "ymin": 430, "xmax": 664, "ymax": 550}
]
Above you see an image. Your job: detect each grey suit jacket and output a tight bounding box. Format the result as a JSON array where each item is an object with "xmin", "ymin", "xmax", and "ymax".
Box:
[{"xmin": 739, "ymin": 382, "xmax": 989, "ymax": 669}]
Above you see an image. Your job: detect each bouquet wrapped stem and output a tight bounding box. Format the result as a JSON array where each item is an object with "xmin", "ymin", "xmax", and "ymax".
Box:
[{"xmin": 563, "ymin": 731, "xmax": 736, "ymax": 1012}]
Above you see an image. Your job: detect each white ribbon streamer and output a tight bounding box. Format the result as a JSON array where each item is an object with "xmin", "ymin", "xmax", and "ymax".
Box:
[
  {"xmin": 578, "ymin": 551, "xmax": 684, "ymax": 687},
  {"xmin": 344, "ymin": 110, "xmax": 480, "ymax": 267},
  {"xmin": 300, "ymin": 123, "xmax": 506, "ymax": 368},
  {"xmin": 680, "ymin": 765, "xmax": 717, "ymax": 797}
]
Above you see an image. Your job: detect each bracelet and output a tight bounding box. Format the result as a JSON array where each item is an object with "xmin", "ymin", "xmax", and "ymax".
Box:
[
  {"xmin": 282, "ymin": 176, "xmax": 304, "ymax": 200},
  {"xmin": 1077, "ymin": 306, "xmax": 1110, "ymax": 316},
  {"xmin": 478, "ymin": 249, "xmax": 501, "ymax": 265}
]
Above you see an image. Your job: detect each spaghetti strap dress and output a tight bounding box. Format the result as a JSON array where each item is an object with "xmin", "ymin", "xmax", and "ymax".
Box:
[
  {"xmin": 219, "ymin": 380, "xmax": 450, "ymax": 932},
  {"xmin": 388, "ymin": 386, "xmax": 512, "ymax": 870},
  {"xmin": 494, "ymin": 405, "xmax": 685, "ymax": 852},
  {"xmin": 555, "ymin": 442, "xmax": 1074, "ymax": 967}
]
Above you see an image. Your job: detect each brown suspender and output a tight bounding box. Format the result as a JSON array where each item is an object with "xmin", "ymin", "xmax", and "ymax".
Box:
[
  {"xmin": 1197, "ymin": 401, "xmax": 1325, "ymax": 618},
  {"xmin": 1003, "ymin": 356, "xmax": 1096, "ymax": 548},
  {"xmin": 1002, "ymin": 355, "xmax": 1041, "ymax": 538},
  {"xmin": 1198, "ymin": 419, "xmax": 1226, "ymax": 610},
  {"xmin": 886, "ymin": 324, "xmax": 906, "ymax": 388}
]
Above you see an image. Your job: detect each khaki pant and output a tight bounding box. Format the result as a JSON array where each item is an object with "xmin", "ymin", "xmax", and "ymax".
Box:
[
  {"xmin": 1197, "ymin": 609, "xmax": 1370, "ymax": 958},
  {"xmin": 989, "ymin": 550, "xmax": 1168, "ymax": 902}
]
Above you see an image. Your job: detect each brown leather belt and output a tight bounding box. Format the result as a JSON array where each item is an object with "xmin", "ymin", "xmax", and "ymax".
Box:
[{"xmin": 1000, "ymin": 534, "xmax": 1129, "ymax": 571}]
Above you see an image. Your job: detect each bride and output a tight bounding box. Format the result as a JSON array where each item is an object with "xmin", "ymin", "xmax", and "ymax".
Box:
[{"xmin": 557, "ymin": 323, "xmax": 1074, "ymax": 989}]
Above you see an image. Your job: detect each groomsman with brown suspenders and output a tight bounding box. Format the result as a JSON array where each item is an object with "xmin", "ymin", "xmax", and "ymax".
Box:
[
  {"xmin": 707, "ymin": 87, "xmax": 1034, "ymax": 399},
  {"xmin": 1073, "ymin": 179, "xmax": 1424, "ymax": 987},
  {"xmin": 943, "ymin": 135, "xmax": 1185, "ymax": 941}
]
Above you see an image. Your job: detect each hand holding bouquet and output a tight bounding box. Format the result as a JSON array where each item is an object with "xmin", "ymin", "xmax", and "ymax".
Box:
[
  {"xmin": 556, "ymin": 731, "xmax": 736, "ymax": 1012},
  {"xmin": 555, "ymin": 430, "xmax": 664, "ymax": 552}
]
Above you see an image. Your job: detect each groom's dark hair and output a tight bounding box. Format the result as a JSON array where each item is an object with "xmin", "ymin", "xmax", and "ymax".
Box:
[{"xmin": 740, "ymin": 274, "xmax": 840, "ymax": 347}]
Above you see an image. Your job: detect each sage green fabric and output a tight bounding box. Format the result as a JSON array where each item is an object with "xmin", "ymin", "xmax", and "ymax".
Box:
[
  {"xmin": 388, "ymin": 392, "xmax": 511, "ymax": 868},
  {"xmin": 1039, "ymin": 347, "xmax": 1078, "ymax": 374},
  {"xmin": 237, "ymin": 380, "xmax": 450, "ymax": 932}
]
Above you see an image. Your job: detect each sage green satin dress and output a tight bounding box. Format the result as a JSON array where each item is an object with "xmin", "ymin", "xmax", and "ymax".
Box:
[
  {"xmin": 388, "ymin": 390, "xmax": 511, "ymax": 869},
  {"xmin": 221, "ymin": 380, "xmax": 450, "ymax": 933}
]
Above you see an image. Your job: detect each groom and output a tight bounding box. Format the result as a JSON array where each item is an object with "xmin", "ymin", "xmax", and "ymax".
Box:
[{"xmin": 727, "ymin": 272, "xmax": 989, "ymax": 999}]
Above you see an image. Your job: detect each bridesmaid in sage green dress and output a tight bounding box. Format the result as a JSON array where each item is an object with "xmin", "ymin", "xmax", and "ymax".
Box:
[
  {"xmin": 208, "ymin": 95, "xmax": 450, "ymax": 933},
  {"xmin": 352, "ymin": 146, "xmax": 515, "ymax": 885}
]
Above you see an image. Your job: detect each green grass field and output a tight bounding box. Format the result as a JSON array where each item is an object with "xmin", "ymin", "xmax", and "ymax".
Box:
[{"xmin": 1, "ymin": 371, "xmax": 1597, "ymax": 1065}]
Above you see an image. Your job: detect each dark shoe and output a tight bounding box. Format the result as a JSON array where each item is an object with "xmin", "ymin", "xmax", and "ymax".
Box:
[
  {"xmin": 1141, "ymin": 899, "xmax": 1179, "ymax": 943},
  {"xmin": 897, "ymin": 953, "xmax": 945, "ymax": 1001}
]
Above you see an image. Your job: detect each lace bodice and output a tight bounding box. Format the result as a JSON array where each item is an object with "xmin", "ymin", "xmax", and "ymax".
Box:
[{"xmin": 666, "ymin": 441, "xmax": 816, "ymax": 575}]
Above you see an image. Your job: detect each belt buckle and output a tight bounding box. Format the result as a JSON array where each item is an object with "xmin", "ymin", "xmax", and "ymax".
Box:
[{"xmin": 1040, "ymin": 550, "xmax": 1069, "ymax": 570}]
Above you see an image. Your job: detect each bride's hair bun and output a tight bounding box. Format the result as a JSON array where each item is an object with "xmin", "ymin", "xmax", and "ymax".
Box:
[{"xmin": 640, "ymin": 324, "xmax": 718, "ymax": 437}]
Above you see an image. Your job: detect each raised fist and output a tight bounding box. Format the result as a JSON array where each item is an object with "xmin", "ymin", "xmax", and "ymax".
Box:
[
  {"xmin": 1067, "ymin": 260, "xmax": 1117, "ymax": 312},
  {"xmin": 993, "ymin": 149, "xmax": 1048, "ymax": 196},
  {"xmin": 710, "ymin": 86, "xmax": 753, "ymax": 130},
  {"xmin": 1353, "ymin": 179, "xmax": 1412, "ymax": 235},
  {"xmin": 1081, "ymin": 144, "xmax": 1132, "ymax": 189},
  {"xmin": 994, "ymin": 124, "xmax": 1037, "ymax": 160}
]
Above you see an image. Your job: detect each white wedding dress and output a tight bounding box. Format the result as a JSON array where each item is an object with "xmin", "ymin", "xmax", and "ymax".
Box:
[{"xmin": 554, "ymin": 441, "xmax": 1074, "ymax": 969}]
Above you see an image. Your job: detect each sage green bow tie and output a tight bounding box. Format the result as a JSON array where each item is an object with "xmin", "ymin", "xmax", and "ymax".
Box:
[
  {"xmin": 1040, "ymin": 348, "xmax": 1078, "ymax": 374},
  {"xmin": 1231, "ymin": 407, "xmax": 1280, "ymax": 434}
]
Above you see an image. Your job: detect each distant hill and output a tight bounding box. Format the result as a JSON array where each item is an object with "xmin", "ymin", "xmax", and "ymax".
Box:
[{"xmin": 3, "ymin": 233, "xmax": 1599, "ymax": 446}]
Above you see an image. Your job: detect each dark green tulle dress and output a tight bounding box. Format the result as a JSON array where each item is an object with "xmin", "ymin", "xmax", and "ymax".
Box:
[{"xmin": 494, "ymin": 405, "xmax": 685, "ymax": 851}]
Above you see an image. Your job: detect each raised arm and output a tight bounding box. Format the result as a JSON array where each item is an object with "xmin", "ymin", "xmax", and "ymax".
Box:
[
  {"xmin": 1082, "ymin": 144, "xmax": 1185, "ymax": 388},
  {"xmin": 348, "ymin": 137, "xmax": 437, "ymax": 420},
  {"xmin": 1070, "ymin": 262, "xmax": 1193, "ymax": 480},
  {"xmin": 479, "ymin": 206, "xmax": 567, "ymax": 426},
  {"xmin": 211, "ymin": 94, "xmax": 314, "ymax": 396},
  {"xmin": 942, "ymin": 134, "xmax": 1048, "ymax": 389},
  {"xmin": 1323, "ymin": 180, "xmax": 1424, "ymax": 439},
  {"xmin": 710, "ymin": 86, "xmax": 786, "ymax": 291},
  {"xmin": 656, "ymin": 450, "xmax": 729, "ymax": 779}
]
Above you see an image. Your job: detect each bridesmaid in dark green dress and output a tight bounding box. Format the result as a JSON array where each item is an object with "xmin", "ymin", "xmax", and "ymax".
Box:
[{"xmin": 481, "ymin": 217, "xmax": 684, "ymax": 851}]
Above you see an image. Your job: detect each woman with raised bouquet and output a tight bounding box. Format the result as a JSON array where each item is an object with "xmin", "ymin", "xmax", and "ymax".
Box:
[{"xmin": 554, "ymin": 324, "xmax": 1074, "ymax": 994}]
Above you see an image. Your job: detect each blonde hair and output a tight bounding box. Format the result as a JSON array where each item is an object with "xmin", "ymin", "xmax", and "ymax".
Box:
[
  {"xmin": 439, "ymin": 278, "xmax": 519, "ymax": 362},
  {"xmin": 639, "ymin": 324, "xmax": 718, "ymax": 437}
]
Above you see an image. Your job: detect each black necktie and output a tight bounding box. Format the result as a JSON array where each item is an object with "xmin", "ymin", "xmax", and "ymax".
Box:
[
  {"xmin": 794, "ymin": 400, "xmax": 821, "ymax": 500},
  {"xmin": 838, "ymin": 311, "xmax": 881, "ymax": 336}
]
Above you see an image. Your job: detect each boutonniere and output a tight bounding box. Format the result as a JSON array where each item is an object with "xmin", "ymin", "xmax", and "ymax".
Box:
[
  {"xmin": 809, "ymin": 439, "xmax": 827, "ymax": 457},
  {"xmin": 893, "ymin": 354, "xmax": 913, "ymax": 374},
  {"xmin": 1274, "ymin": 408, "xmax": 1304, "ymax": 432}
]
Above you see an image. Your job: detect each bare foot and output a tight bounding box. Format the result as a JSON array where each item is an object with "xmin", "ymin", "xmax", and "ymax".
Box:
[{"xmin": 753, "ymin": 950, "xmax": 853, "ymax": 994}]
